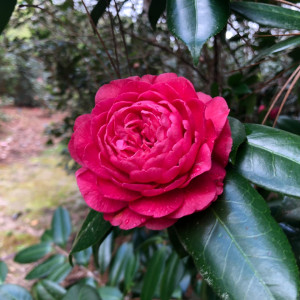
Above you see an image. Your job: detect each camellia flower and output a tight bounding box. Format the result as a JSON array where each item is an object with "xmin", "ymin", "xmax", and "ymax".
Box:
[{"xmin": 69, "ymin": 73, "xmax": 232, "ymax": 230}]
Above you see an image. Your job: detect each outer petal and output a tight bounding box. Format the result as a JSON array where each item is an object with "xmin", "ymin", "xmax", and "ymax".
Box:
[
  {"xmin": 168, "ymin": 176, "xmax": 217, "ymax": 219},
  {"xmin": 95, "ymin": 78, "xmax": 139, "ymax": 104},
  {"xmin": 205, "ymin": 97, "xmax": 230, "ymax": 135},
  {"xmin": 212, "ymin": 120, "xmax": 232, "ymax": 167},
  {"xmin": 144, "ymin": 218, "xmax": 177, "ymax": 230},
  {"xmin": 129, "ymin": 189, "xmax": 184, "ymax": 218},
  {"xmin": 164, "ymin": 78, "xmax": 198, "ymax": 101},
  {"xmin": 197, "ymin": 92, "xmax": 212, "ymax": 104},
  {"xmin": 76, "ymin": 168, "xmax": 127, "ymax": 213},
  {"xmin": 103, "ymin": 208, "xmax": 147, "ymax": 230}
]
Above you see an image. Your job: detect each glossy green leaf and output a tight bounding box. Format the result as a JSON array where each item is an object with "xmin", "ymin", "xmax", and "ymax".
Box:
[
  {"xmin": 108, "ymin": 243, "xmax": 133, "ymax": 286},
  {"xmin": 141, "ymin": 246, "xmax": 167, "ymax": 300},
  {"xmin": 228, "ymin": 117, "xmax": 246, "ymax": 164},
  {"xmin": 252, "ymin": 36, "xmax": 300, "ymax": 63},
  {"xmin": 160, "ymin": 252, "xmax": 185, "ymax": 300},
  {"xmin": 231, "ymin": 2, "xmax": 300, "ymax": 30},
  {"xmin": 26, "ymin": 255, "xmax": 65, "ymax": 280},
  {"xmin": 74, "ymin": 247, "xmax": 92, "ymax": 266},
  {"xmin": 33, "ymin": 280, "xmax": 66, "ymax": 300},
  {"xmin": 63, "ymin": 283, "xmax": 100, "ymax": 300},
  {"xmin": 98, "ymin": 286, "xmax": 122, "ymax": 300},
  {"xmin": 0, "ymin": 284, "xmax": 32, "ymax": 300},
  {"xmin": 51, "ymin": 207, "xmax": 72, "ymax": 248},
  {"xmin": 98, "ymin": 232, "xmax": 113, "ymax": 274},
  {"xmin": 14, "ymin": 242, "xmax": 52, "ymax": 264},
  {"xmin": 47, "ymin": 263, "xmax": 72, "ymax": 283},
  {"xmin": 0, "ymin": 261, "xmax": 8, "ymax": 284},
  {"xmin": 0, "ymin": 1, "xmax": 17, "ymax": 35},
  {"xmin": 175, "ymin": 169, "xmax": 299, "ymax": 299},
  {"xmin": 235, "ymin": 124, "xmax": 300, "ymax": 197},
  {"xmin": 167, "ymin": 0, "xmax": 230, "ymax": 64},
  {"xmin": 276, "ymin": 116, "xmax": 300, "ymax": 135},
  {"xmin": 148, "ymin": 0, "xmax": 166, "ymax": 30},
  {"xmin": 70, "ymin": 210, "xmax": 112, "ymax": 256},
  {"xmin": 91, "ymin": 0, "xmax": 111, "ymax": 27}
]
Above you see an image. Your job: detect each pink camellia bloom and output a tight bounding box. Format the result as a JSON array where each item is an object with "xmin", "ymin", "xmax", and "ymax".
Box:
[{"xmin": 69, "ymin": 73, "xmax": 232, "ymax": 230}]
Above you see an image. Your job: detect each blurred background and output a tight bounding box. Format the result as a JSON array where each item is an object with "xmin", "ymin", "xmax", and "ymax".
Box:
[{"xmin": 1, "ymin": 0, "xmax": 300, "ymax": 297}]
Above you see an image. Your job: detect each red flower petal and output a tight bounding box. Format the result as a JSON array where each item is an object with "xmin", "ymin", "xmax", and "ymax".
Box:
[
  {"xmin": 129, "ymin": 189, "xmax": 184, "ymax": 218},
  {"xmin": 103, "ymin": 208, "xmax": 147, "ymax": 230},
  {"xmin": 205, "ymin": 97, "xmax": 230, "ymax": 135},
  {"xmin": 212, "ymin": 120, "xmax": 232, "ymax": 167},
  {"xmin": 168, "ymin": 176, "xmax": 217, "ymax": 219},
  {"xmin": 76, "ymin": 168, "xmax": 127, "ymax": 213},
  {"xmin": 144, "ymin": 218, "xmax": 177, "ymax": 230}
]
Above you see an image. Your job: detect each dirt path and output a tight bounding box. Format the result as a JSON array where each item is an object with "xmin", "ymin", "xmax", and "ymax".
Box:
[
  {"xmin": 0, "ymin": 106, "xmax": 65, "ymax": 164},
  {"xmin": 0, "ymin": 106, "xmax": 82, "ymax": 289}
]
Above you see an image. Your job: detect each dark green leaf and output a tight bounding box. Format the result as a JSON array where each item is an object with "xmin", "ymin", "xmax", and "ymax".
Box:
[
  {"xmin": 47, "ymin": 263, "xmax": 72, "ymax": 283},
  {"xmin": 276, "ymin": 116, "xmax": 300, "ymax": 135},
  {"xmin": 231, "ymin": 2, "xmax": 300, "ymax": 30},
  {"xmin": 160, "ymin": 252, "xmax": 184, "ymax": 300},
  {"xmin": 167, "ymin": 227, "xmax": 188, "ymax": 258},
  {"xmin": 167, "ymin": 0, "xmax": 230, "ymax": 64},
  {"xmin": 41, "ymin": 230, "xmax": 54, "ymax": 243},
  {"xmin": 108, "ymin": 243, "xmax": 133, "ymax": 286},
  {"xmin": 228, "ymin": 117, "xmax": 246, "ymax": 164},
  {"xmin": 175, "ymin": 169, "xmax": 300, "ymax": 299},
  {"xmin": 14, "ymin": 243, "xmax": 52, "ymax": 264},
  {"xmin": 141, "ymin": 246, "xmax": 167, "ymax": 300},
  {"xmin": 98, "ymin": 232, "xmax": 113, "ymax": 274},
  {"xmin": 0, "ymin": 261, "xmax": 8, "ymax": 284},
  {"xmin": 52, "ymin": 207, "xmax": 71, "ymax": 248},
  {"xmin": 26, "ymin": 255, "xmax": 65, "ymax": 280},
  {"xmin": 74, "ymin": 247, "xmax": 92, "ymax": 266},
  {"xmin": 235, "ymin": 124, "xmax": 300, "ymax": 197},
  {"xmin": 33, "ymin": 280, "xmax": 66, "ymax": 300},
  {"xmin": 98, "ymin": 287, "xmax": 122, "ymax": 300},
  {"xmin": 70, "ymin": 210, "xmax": 112, "ymax": 256},
  {"xmin": 252, "ymin": 36, "xmax": 300, "ymax": 63},
  {"xmin": 148, "ymin": 0, "xmax": 166, "ymax": 30},
  {"xmin": 91, "ymin": 0, "xmax": 111, "ymax": 27},
  {"xmin": 0, "ymin": 1, "xmax": 17, "ymax": 35},
  {"xmin": 0, "ymin": 284, "xmax": 32, "ymax": 300}
]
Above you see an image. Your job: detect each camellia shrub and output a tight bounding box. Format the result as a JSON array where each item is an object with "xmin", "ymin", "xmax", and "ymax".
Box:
[{"xmin": 1, "ymin": 0, "xmax": 300, "ymax": 300}]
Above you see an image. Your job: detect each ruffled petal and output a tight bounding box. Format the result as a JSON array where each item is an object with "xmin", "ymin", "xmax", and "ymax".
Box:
[
  {"xmin": 103, "ymin": 208, "xmax": 147, "ymax": 230},
  {"xmin": 76, "ymin": 168, "xmax": 127, "ymax": 213},
  {"xmin": 205, "ymin": 97, "xmax": 230, "ymax": 135},
  {"xmin": 95, "ymin": 78, "xmax": 139, "ymax": 104},
  {"xmin": 144, "ymin": 218, "xmax": 177, "ymax": 230},
  {"xmin": 129, "ymin": 189, "xmax": 184, "ymax": 218},
  {"xmin": 168, "ymin": 176, "xmax": 217, "ymax": 219},
  {"xmin": 212, "ymin": 120, "xmax": 232, "ymax": 167}
]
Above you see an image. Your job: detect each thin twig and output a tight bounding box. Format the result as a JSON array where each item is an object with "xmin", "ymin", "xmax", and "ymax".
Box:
[
  {"xmin": 80, "ymin": 0, "xmax": 120, "ymax": 78},
  {"xmin": 108, "ymin": 11, "xmax": 120, "ymax": 76},
  {"xmin": 114, "ymin": 0, "xmax": 132, "ymax": 75},
  {"xmin": 273, "ymin": 0, "xmax": 300, "ymax": 10},
  {"xmin": 262, "ymin": 64, "xmax": 300, "ymax": 124},
  {"xmin": 273, "ymin": 67, "xmax": 300, "ymax": 126},
  {"xmin": 254, "ymin": 33, "xmax": 300, "ymax": 38},
  {"xmin": 228, "ymin": 20, "xmax": 255, "ymax": 54}
]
